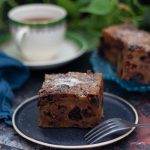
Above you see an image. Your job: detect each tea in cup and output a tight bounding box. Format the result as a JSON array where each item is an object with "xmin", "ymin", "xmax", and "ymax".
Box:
[{"xmin": 8, "ymin": 4, "xmax": 67, "ymax": 61}]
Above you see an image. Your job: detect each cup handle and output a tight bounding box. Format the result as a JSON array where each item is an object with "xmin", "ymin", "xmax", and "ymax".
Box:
[{"xmin": 15, "ymin": 27, "xmax": 30, "ymax": 50}]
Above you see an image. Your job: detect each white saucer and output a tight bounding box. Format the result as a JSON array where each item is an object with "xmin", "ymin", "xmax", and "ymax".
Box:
[{"xmin": 0, "ymin": 33, "xmax": 87, "ymax": 69}]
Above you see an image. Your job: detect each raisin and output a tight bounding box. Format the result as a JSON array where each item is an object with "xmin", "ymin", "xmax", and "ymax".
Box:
[
  {"xmin": 58, "ymin": 105, "xmax": 67, "ymax": 113},
  {"xmin": 131, "ymin": 64, "xmax": 137, "ymax": 69},
  {"xmin": 47, "ymin": 95, "xmax": 54, "ymax": 101},
  {"xmin": 90, "ymin": 97, "xmax": 99, "ymax": 107},
  {"xmin": 128, "ymin": 45, "xmax": 143, "ymax": 51},
  {"xmin": 125, "ymin": 61, "xmax": 130, "ymax": 67},
  {"xmin": 56, "ymin": 84, "xmax": 70, "ymax": 92},
  {"xmin": 130, "ymin": 73, "xmax": 144, "ymax": 82},
  {"xmin": 61, "ymin": 84, "xmax": 70, "ymax": 89},
  {"xmin": 82, "ymin": 107, "xmax": 95, "ymax": 118},
  {"xmin": 140, "ymin": 56, "xmax": 150, "ymax": 63},
  {"xmin": 83, "ymin": 91, "xmax": 87, "ymax": 96},
  {"xmin": 68, "ymin": 106, "xmax": 82, "ymax": 121},
  {"xmin": 44, "ymin": 111, "xmax": 52, "ymax": 117}
]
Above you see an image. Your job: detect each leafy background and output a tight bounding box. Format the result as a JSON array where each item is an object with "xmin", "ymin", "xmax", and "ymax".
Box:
[{"xmin": 0, "ymin": 0, "xmax": 150, "ymax": 50}]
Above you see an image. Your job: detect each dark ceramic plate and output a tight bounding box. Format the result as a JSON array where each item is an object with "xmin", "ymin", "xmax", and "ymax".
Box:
[{"xmin": 12, "ymin": 92, "xmax": 138, "ymax": 149}]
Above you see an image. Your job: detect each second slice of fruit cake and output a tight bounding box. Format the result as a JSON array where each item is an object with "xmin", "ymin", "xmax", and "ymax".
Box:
[{"xmin": 100, "ymin": 24, "xmax": 150, "ymax": 84}]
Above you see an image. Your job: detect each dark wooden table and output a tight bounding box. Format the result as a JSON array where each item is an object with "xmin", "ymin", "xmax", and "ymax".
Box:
[{"xmin": 0, "ymin": 52, "xmax": 150, "ymax": 150}]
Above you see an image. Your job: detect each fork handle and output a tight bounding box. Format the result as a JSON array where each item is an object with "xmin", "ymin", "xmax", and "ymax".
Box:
[{"xmin": 134, "ymin": 124, "xmax": 150, "ymax": 128}]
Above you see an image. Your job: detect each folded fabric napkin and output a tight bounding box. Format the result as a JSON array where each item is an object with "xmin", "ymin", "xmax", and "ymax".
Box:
[
  {"xmin": 90, "ymin": 51, "xmax": 150, "ymax": 92},
  {"xmin": 0, "ymin": 52, "xmax": 29, "ymax": 125}
]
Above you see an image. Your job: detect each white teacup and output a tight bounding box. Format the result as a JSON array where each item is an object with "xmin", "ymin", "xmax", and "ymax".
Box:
[{"xmin": 8, "ymin": 4, "xmax": 67, "ymax": 61}]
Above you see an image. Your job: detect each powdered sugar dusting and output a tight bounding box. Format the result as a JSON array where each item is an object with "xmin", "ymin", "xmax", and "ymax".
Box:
[
  {"xmin": 118, "ymin": 29, "xmax": 150, "ymax": 52},
  {"xmin": 53, "ymin": 77, "xmax": 82, "ymax": 87}
]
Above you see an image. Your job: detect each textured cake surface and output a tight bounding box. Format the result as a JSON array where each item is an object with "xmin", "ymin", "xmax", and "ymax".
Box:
[
  {"xmin": 38, "ymin": 72, "xmax": 103, "ymax": 128},
  {"xmin": 100, "ymin": 24, "xmax": 150, "ymax": 84}
]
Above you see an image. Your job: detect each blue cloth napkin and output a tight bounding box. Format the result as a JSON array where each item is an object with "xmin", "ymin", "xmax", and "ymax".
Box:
[
  {"xmin": 0, "ymin": 52, "xmax": 29, "ymax": 125},
  {"xmin": 90, "ymin": 51, "xmax": 150, "ymax": 92}
]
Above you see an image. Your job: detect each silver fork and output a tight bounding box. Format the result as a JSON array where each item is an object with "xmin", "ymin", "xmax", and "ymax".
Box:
[{"xmin": 84, "ymin": 118, "xmax": 150, "ymax": 144}]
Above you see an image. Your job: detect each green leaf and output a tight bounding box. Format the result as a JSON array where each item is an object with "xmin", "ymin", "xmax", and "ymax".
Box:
[
  {"xmin": 43, "ymin": 0, "xmax": 51, "ymax": 3},
  {"xmin": 0, "ymin": 4, "xmax": 6, "ymax": 30},
  {"xmin": 0, "ymin": 0, "xmax": 7, "ymax": 6},
  {"xmin": 0, "ymin": 0, "xmax": 18, "ymax": 7},
  {"xmin": 0, "ymin": 32, "xmax": 11, "ymax": 43},
  {"xmin": 141, "ymin": 8, "xmax": 150, "ymax": 30},
  {"xmin": 56, "ymin": 0, "xmax": 79, "ymax": 18},
  {"xmin": 7, "ymin": 0, "xmax": 18, "ymax": 7},
  {"xmin": 80, "ymin": 0, "xmax": 118, "ymax": 15},
  {"xmin": 76, "ymin": 0, "xmax": 91, "ymax": 7},
  {"xmin": 125, "ymin": 0, "xmax": 147, "ymax": 15}
]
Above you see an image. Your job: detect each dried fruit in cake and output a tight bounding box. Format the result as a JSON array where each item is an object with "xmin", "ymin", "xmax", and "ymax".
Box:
[
  {"xmin": 38, "ymin": 71, "xmax": 104, "ymax": 128},
  {"xmin": 100, "ymin": 24, "xmax": 150, "ymax": 84}
]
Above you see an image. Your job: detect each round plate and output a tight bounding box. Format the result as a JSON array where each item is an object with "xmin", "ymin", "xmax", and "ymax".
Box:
[
  {"xmin": 12, "ymin": 93, "xmax": 138, "ymax": 149},
  {"xmin": 1, "ymin": 32, "xmax": 87, "ymax": 69}
]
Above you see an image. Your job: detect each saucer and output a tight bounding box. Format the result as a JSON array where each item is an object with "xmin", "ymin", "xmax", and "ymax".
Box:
[{"xmin": 0, "ymin": 32, "xmax": 87, "ymax": 69}]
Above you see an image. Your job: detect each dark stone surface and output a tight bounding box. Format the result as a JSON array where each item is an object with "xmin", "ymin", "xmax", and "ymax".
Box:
[{"xmin": 0, "ymin": 52, "xmax": 150, "ymax": 150}]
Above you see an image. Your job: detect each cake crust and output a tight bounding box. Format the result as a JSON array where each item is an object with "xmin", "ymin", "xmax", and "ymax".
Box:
[{"xmin": 38, "ymin": 72, "xmax": 103, "ymax": 128}]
